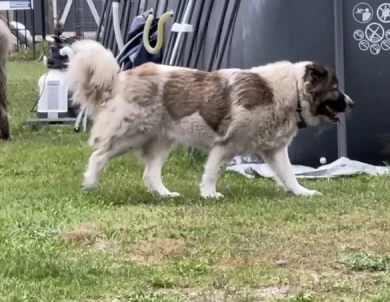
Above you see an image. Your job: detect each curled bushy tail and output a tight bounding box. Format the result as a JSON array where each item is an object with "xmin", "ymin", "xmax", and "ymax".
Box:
[
  {"xmin": 67, "ymin": 40, "xmax": 120, "ymax": 117},
  {"xmin": 0, "ymin": 20, "xmax": 12, "ymax": 140}
]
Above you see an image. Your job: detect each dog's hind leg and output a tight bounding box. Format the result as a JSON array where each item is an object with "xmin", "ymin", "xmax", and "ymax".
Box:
[
  {"xmin": 141, "ymin": 139, "xmax": 180, "ymax": 197},
  {"xmin": 261, "ymin": 146, "xmax": 321, "ymax": 197},
  {"xmin": 200, "ymin": 145, "xmax": 235, "ymax": 199},
  {"xmin": 82, "ymin": 133, "xmax": 147, "ymax": 191},
  {"xmin": 83, "ymin": 144, "xmax": 130, "ymax": 191}
]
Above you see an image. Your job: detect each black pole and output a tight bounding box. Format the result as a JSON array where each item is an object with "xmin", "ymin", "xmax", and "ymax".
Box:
[
  {"xmin": 103, "ymin": 4, "xmax": 113, "ymax": 48},
  {"xmin": 214, "ymin": 0, "xmax": 240, "ymax": 69},
  {"xmin": 95, "ymin": 0, "xmax": 110, "ymax": 41},
  {"xmin": 190, "ymin": 0, "xmax": 215, "ymax": 69},
  {"xmin": 30, "ymin": 6, "xmax": 36, "ymax": 58},
  {"xmin": 40, "ymin": 0, "xmax": 46, "ymax": 41},
  {"xmin": 184, "ymin": 0, "xmax": 206, "ymax": 67},
  {"xmin": 120, "ymin": 0, "xmax": 129, "ymax": 38},
  {"xmin": 206, "ymin": 0, "xmax": 229, "ymax": 71},
  {"xmin": 15, "ymin": 11, "xmax": 19, "ymax": 52},
  {"xmin": 124, "ymin": 0, "xmax": 134, "ymax": 44}
]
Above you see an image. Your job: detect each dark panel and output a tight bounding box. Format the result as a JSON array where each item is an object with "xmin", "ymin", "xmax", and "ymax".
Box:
[{"xmin": 344, "ymin": 0, "xmax": 390, "ymax": 165}]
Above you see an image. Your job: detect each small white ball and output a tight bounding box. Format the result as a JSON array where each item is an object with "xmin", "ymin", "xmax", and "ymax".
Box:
[{"xmin": 320, "ymin": 157, "xmax": 327, "ymax": 164}]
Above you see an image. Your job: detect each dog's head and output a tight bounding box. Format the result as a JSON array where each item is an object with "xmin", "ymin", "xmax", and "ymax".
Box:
[{"xmin": 299, "ymin": 62, "xmax": 354, "ymax": 124}]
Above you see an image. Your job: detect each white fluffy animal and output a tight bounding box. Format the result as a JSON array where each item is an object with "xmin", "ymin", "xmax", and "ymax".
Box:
[{"xmin": 67, "ymin": 40, "xmax": 354, "ymax": 198}]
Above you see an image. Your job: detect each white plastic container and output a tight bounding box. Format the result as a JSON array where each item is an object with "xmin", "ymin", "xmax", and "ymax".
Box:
[{"xmin": 37, "ymin": 69, "xmax": 68, "ymax": 113}]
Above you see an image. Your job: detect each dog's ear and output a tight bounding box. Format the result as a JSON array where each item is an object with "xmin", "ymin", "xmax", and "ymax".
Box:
[{"xmin": 304, "ymin": 63, "xmax": 328, "ymax": 94}]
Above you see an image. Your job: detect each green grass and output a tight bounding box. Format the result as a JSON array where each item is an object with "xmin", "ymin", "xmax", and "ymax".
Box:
[{"xmin": 1, "ymin": 61, "xmax": 390, "ymax": 301}]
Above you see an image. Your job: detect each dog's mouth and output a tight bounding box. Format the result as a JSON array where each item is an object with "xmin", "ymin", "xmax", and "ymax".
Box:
[
  {"xmin": 317, "ymin": 103, "xmax": 341, "ymax": 123},
  {"xmin": 324, "ymin": 105, "xmax": 340, "ymax": 122}
]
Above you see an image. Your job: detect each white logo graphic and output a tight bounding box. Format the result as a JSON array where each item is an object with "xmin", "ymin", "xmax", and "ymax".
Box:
[
  {"xmin": 377, "ymin": 3, "xmax": 390, "ymax": 23},
  {"xmin": 381, "ymin": 39, "xmax": 390, "ymax": 50},
  {"xmin": 370, "ymin": 43, "xmax": 381, "ymax": 55},
  {"xmin": 365, "ymin": 22, "xmax": 385, "ymax": 43},
  {"xmin": 353, "ymin": 3, "xmax": 373, "ymax": 23},
  {"xmin": 353, "ymin": 29, "xmax": 365, "ymax": 40},
  {"xmin": 359, "ymin": 39, "xmax": 370, "ymax": 51},
  {"xmin": 385, "ymin": 29, "xmax": 390, "ymax": 39}
]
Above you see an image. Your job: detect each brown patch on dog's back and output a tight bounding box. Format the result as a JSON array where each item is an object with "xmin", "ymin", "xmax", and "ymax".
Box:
[
  {"xmin": 232, "ymin": 72, "xmax": 274, "ymax": 110},
  {"xmin": 162, "ymin": 70, "xmax": 231, "ymax": 133},
  {"xmin": 125, "ymin": 63, "xmax": 160, "ymax": 107},
  {"xmin": 131, "ymin": 62, "xmax": 159, "ymax": 77}
]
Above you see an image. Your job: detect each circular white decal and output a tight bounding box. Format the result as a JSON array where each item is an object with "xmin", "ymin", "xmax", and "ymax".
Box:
[
  {"xmin": 353, "ymin": 29, "xmax": 365, "ymax": 41},
  {"xmin": 381, "ymin": 39, "xmax": 390, "ymax": 50},
  {"xmin": 370, "ymin": 43, "xmax": 381, "ymax": 55},
  {"xmin": 359, "ymin": 39, "xmax": 370, "ymax": 51},
  {"xmin": 385, "ymin": 29, "xmax": 390, "ymax": 39},
  {"xmin": 353, "ymin": 2, "xmax": 373, "ymax": 23},
  {"xmin": 365, "ymin": 22, "xmax": 385, "ymax": 43},
  {"xmin": 377, "ymin": 3, "xmax": 390, "ymax": 23}
]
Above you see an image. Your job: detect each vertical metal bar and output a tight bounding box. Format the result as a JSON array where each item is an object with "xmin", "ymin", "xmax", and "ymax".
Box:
[
  {"xmin": 41, "ymin": 0, "xmax": 46, "ymax": 41},
  {"xmin": 15, "ymin": 10, "xmax": 19, "ymax": 52},
  {"xmin": 31, "ymin": 5, "xmax": 36, "ymax": 58},
  {"xmin": 334, "ymin": 0, "xmax": 347, "ymax": 158},
  {"xmin": 23, "ymin": 11, "xmax": 27, "ymax": 51}
]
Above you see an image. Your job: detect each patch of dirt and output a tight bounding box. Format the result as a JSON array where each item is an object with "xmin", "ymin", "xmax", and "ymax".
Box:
[
  {"xmin": 158, "ymin": 286, "xmax": 290, "ymax": 301},
  {"xmin": 217, "ymin": 257, "xmax": 245, "ymax": 269},
  {"xmin": 61, "ymin": 223, "xmax": 103, "ymax": 244},
  {"xmin": 130, "ymin": 238, "xmax": 188, "ymax": 264}
]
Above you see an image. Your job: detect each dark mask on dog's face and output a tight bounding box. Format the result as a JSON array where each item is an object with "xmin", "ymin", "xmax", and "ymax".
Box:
[{"xmin": 303, "ymin": 62, "xmax": 354, "ymax": 123}]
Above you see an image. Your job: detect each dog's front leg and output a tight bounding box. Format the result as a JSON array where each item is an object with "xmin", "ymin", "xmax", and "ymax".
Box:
[
  {"xmin": 262, "ymin": 147, "xmax": 321, "ymax": 197},
  {"xmin": 200, "ymin": 145, "xmax": 234, "ymax": 199}
]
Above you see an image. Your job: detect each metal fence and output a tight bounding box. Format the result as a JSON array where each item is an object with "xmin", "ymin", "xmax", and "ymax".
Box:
[{"xmin": 1, "ymin": 0, "xmax": 105, "ymax": 57}]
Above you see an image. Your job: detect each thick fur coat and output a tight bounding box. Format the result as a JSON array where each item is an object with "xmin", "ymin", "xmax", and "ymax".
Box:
[
  {"xmin": 0, "ymin": 20, "xmax": 12, "ymax": 140},
  {"xmin": 67, "ymin": 40, "xmax": 354, "ymax": 198}
]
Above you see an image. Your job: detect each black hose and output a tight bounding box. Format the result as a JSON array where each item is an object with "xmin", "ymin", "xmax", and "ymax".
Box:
[
  {"xmin": 190, "ymin": 0, "xmax": 215, "ymax": 69},
  {"xmin": 206, "ymin": 0, "xmax": 229, "ymax": 71},
  {"xmin": 214, "ymin": 0, "xmax": 241, "ymax": 70}
]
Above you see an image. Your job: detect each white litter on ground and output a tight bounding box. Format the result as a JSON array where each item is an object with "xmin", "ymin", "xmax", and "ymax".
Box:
[{"xmin": 227, "ymin": 157, "xmax": 390, "ymax": 179}]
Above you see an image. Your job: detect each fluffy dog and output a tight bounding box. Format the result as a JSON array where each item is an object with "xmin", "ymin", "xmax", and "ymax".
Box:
[
  {"xmin": 67, "ymin": 40, "xmax": 354, "ymax": 198},
  {"xmin": 0, "ymin": 20, "xmax": 12, "ymax": 140}
]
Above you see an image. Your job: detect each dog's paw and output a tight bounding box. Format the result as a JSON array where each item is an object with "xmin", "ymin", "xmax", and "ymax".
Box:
[
  {"xmin": 160, "ymin": 191, "xmax": 181, "ymax": 198},
  {"xmin": 201, "ymin": 191, "xmax": 224, "ymax": 199},
  {"xmin": 83, "ymin": 173, "xmax": 99, "ymax": 191},
  {"xmin": 150, "ymin": 188, "xmax": 181, "ymax": 198},
  {"xmin": 291, "ymin": 187, "xmax": 322, "ymax": 197},
  {"xmin": 82, "ymin": 183, "xmax": 98, "ymax": 192}
]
